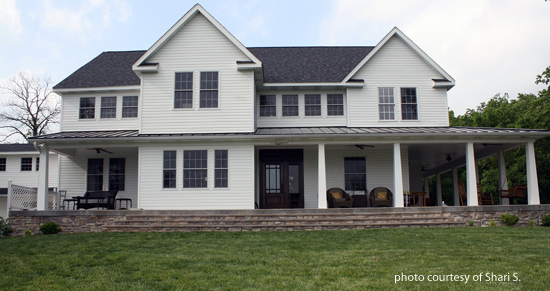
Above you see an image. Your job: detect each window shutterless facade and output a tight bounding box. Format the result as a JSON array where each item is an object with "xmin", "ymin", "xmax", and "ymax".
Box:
[
  {"xmin": 215, "ymin": 150, "xmax": 228, "ymax": 188},
  {"xmin": 0, "ymin": 158, "xmax": 6, "ymax": 171},
  {"xmin": 200, "ymin": 72, "xmax": 218, "ymax": 108},
  {"xmin": 87, "ymin": 158, "xmax": 104, "ymax": 191},
  {"xmin": 259, "ymin": 95, "xmax": 276, "ymax": 116},
  {"xmin": 175, "ymin": 72, "xmax": 193, "ymax": 108},
  {"xmin": 20, "ymin": 157, "xmax": 32, "ymax": 171},
  {"xmin": 304, "ymin": 94, "xmax": 321, "ymax": 116},
  {"xmin": 122, "ymin": 96, "xmax": 138, "ymax": 118},
  {"xmin": 282, "ymin": 95, "xmax": 299, "ymax": 116},
  {"xmin": 183, "ymin": 150, "xmax": 208, "ymax": 188},
  {"xmin": 401, "ymin": 88, "xmax": 418, "ymax": 120},
  {"xmin": 163, "ymin": 151, "xmax": 177, "ymax": 188},
  {"xmin": 79, "ymin": 97, "xmax": 95, "ymax": 119},
  {"xmin": 327, "ymin": 94, "xmax": 344, "ymax": 116},
  {"xmin": 100, "ymin": 96, "xmax": 117, "ymax": 118},
  {"xmin": 378, "ymin": 88, "xmax": 395, "ymax": 120},
  {"xmin": 109, "ymin": 158, "xmax": 125, "ymax": 191},
  {"xmin": 344, "ymin": 157, "xmax": 366, "ymax": 191}
]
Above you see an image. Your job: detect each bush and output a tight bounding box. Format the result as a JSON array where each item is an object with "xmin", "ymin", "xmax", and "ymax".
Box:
[
  {"xmin": 468, "ymin": 220, "xmax": 475, "ymax": 227},
  {"xmin": 39, "ymin": 222, "xmax": 61, "ymax": 234},
  {"xmin": 23, "ymin": 229, "xmax": 34, "ymax": 236},
  {"xmin": 488, "ymin": 220, "xmax": 496, "ymax": 227},
  {"xmin": 528, "ymin": 220, "xmax": 537, "ymax": 227},
  {"xmin": 500, "ymin": 213, "xmax": 519, "ymax": 226},
  {"xmin": 542, "ymin": 214, "xmax": 550, "ymax": 227},
  {"xmin": 0, "ymin": 217, "xmax": 14, "ymax": 237}
]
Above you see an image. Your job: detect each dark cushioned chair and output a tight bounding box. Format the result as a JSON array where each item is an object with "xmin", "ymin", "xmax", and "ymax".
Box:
[
  {"xmin": 369, "ymin": 187, "xmax": 393, "ymax": 207},
  {"xmin": 326, "ymin": 188, "xmax": 354, "ymax": 208}
]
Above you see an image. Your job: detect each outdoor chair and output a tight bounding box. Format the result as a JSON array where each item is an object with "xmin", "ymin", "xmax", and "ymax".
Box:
[
  {"xmin": 75, "ymin": 191, "xmax": 118, "ymax": 210},
  {"xmin": 326, "ymin": 188, "xmax": 354, "ymax": 208},
  {"xmin": 369, "ymin": 187, "xmax": 393, "ymax": 207},
  {"xmin": 500, "ymin": 184, "xmax": 527, "ymax": 204},
  {"xmin": 477, "ymin": 183, "xmax": 495, "ymax": 205}
]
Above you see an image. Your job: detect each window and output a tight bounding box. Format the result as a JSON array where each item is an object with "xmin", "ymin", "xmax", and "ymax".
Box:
[
  {"xmin": 122, "ymin": 96, "xmax": 138, "ymax": 118},
  {"xmin": 36, "ymin": 157, "xmax": 39, "ymax": 171},
  {"xmin": 79, "ymin": 97, "xmax": 95, "ymax": 119},
  {"xmin": 259, "ymin": 95, "xmax": 276, "ymax": 117},
  {"xmin": 109, "ymin": 158, "xmax": 125, "ymax": 191},
  {"xmin": 215, "ymin": 150, "xmax": 228, "ymax": 188},
  {"xmin": 282, "ymin": 95, "xmax": 298, "ymax": 116},
  {"xmin": 200, "ymin": 72, "xmax": 218, "ymax": 108},
  {"xmin": 87, "ymin": 159, "xmax": 104, "ymax": 191},
  {"xmin": 401, "ymin": 88, "xmax": 418, "ymax": 120},
  {"xmin": 378, "ymin": 88, "xmax": 395, "ymax": 120},
  {"xmin": 21, "ymin": 158, "xmax": 32, "ymax": 171},
  {"xmin": 163, "ymin": 151, "xmax": 177, "ymax": 189},
  {"xmin": 344, "ymin": 157, "xmax": 366, "ymax": 191},
  {"xmin": 100, "ymin": 97, "xmax": 116, "ymax": 118},
  {"xmin": 0, "ymin": 158, "xmax": 6, "ymax": 171},
  {"xmin": 305, "ymin": 94, "xmax": 321, "ymax": 116},
  {"xmin": 327, "ymin": 94, "xmax": 344, "ymax": 116},
  {"xmin": 183, "ymin": 150, "xmax": 208, "ymax": 188},
  {"xmin": 175, "ymin": 72, "xmax": 193, "ymax": 108},
  {"xmin": 0, "ymin": 188, "xmax": 7, "ymax": 195}
]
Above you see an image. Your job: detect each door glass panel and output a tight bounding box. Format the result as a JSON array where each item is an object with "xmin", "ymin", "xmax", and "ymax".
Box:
[
  {"xmin": 265, "ymin": 164, "xmax": 281, "ymax": 194},
  {"xmin": 288, "ymin": 165, "xmax": 300, "ymax": 194}
]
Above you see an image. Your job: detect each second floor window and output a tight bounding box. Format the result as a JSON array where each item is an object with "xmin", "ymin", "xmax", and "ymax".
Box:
[
  {"xmin": 305, "ymin": 94, "xmax": 321, "ymax": 116},
  {"xmin": 401, "ymin": 88, "xmax": 418, "ymax": 120},
  {"xmin": 200, "ymin": 72, "xmax": 218, "ymax": 108},
  {"xmin": 101, "ymin": 97, "xmax": 117, "ymax": 118},
  {"xmin": 0, "ymin": 158, "xmax": 6, "ymax": 171},
  {"xmin": 175, "ymin": 72, "xmax": 193, "ymax": 109},
  {"xmin": 327, "ymin": 94, "xmax": 344, "ymax": 116},
  {"xmin": 183, "ymin": 150, "xmax": 208, "ymax": 188},
  {"xmin": 282, "ymin": 95, "xmax": 298, "ymax": 116},
  {"xmin": 79, "ymin": 97, "xmax": 95, "ymax": 119},
  {"xmin": 259, "ymin": 95, "xmax": 276, "ymax": 116},
  {"xmin": 21, "ymin": 158, "xmax": 32, "ymax": 171},
  {"xmin": 378, "ymin": 88, "xmax": 395, "ymax": 120},
  {"xmin": 122, "ymin": 96, "xmax": 138, "ymax": 118}
]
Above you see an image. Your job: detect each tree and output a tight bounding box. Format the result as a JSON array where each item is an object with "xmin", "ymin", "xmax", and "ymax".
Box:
[{"xmin": 0, "ymin": 71, "xmax": 60, "ymax": 142}]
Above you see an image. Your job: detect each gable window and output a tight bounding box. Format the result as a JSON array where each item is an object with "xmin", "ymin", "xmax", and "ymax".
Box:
[
  {"xmin": 183, "ymin": 150, "xmax": 207, "ymax": 188},
  {"xmin": 215, "ymin": 150, "xmax": 228, "ymax": 188},
  {"xmin": 109, "ymin": 158, "xmax": 125, "ymax": 191},
  {"xmin": 175, "ymin": 72, "xmax": 193, "ymax": 108},
  {"xmin": 163, "ymin": 151, "xmax": 177, "ymax": 189},
  {"xmin": 122, "ymin": 96, "xmax": 138, "ymax": 118},
  {"xmin": 378, "ymin": 88, "xmax": 395, "ymax": 120},
  {"xmin": 79, "ymin": 97, "xmax": 95, "ymax": 119},
  {"xmin": 21, "ymin": 158, "xmax": 32, "ymax": 171},
  {"xmin": 327, "ymin": 94, "xmax": 344, "ymax": 116},
  {"xmin": 259, "ymin": 95, "xmax": 276, "ymax": 117},
  {"xmin": 0, "ymin": 158, "xmax": 6, "ymax": 171},
  {"xmin": 100, "ymin": 97, "xmax": 117, "ymax": 118},
  {"xmin": 87, "ymin": 158, "xmax": 104, "ymax": 191},
  {"xmin": 401, "ymin": 88, "xmax": 418, "ymax": 120},
  {"xmin": 282, "ymin": 95, "xmax": 298, "ymax": 116},
  {"xmin": 200, "ymin": 72, "xmax": 218, "ymax": 108},
  {"xmin": 36, "ymin": 157, "xmax": 40, "ymax": 171},
  {"xmin": 305, "ymin": 94, "xmax": 321, "ymax": 116},
  {"xmin": 344, "ymin": 157, "xmax": 366, "ymax": 191}
]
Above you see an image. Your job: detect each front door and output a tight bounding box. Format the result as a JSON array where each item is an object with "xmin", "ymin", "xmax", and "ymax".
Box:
[{"xmin": 260, "ymin": 149, "xmax": 304, "ymax": 209}]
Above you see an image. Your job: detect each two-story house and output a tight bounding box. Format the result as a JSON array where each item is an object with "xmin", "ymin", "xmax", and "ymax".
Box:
[{"xmin": 28, "ymin": 4, "xmax": 548, "ymax": 211}]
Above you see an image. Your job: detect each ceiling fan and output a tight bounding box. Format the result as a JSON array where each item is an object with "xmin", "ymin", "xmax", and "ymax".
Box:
[
  {"xmin": 351, "ymin": 144, "xmax": 375, "ymax": 150},
  {"xmin": 88, "ymin": 148, "xmax": 113, "ymax": 154}
]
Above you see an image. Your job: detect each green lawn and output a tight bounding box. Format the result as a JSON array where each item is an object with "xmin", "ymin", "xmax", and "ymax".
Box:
[{"xmin": 0, "ymin": 227, "xmax": 548, "ymax": 290}]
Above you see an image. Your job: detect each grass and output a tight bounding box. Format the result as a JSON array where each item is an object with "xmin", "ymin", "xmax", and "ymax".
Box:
[{"xmin": 1, "ymin": 227, "xmax": 549, "ymax": 290}]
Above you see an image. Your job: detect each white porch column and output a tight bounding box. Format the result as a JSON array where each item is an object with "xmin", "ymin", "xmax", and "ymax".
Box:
[
  {"xmin": 6, "ymin": 179, "xmax": 12, "ymax": 217},
  {"xmin": 317, "ymin": 143, "xmax": 327, "ymax": 208},
  {"xmin": 465, "ymin": 142, "xmax": 478, "ymax": 206},
  {"xmin": 37, "ymin": 146, "xmax": 50, "ymax": 211},
  {"xmin": 393, "ymin": 143, "xmax": 404, "ymax": 207},
  {"xmin": 452, "ymin": 168, "xmax": 459, "ymax": 206},
  {"xmin": 526, "ymin": 142, "xmax": 540, "ymax": 205},
  {"xmin": 436, "ymin": 173, "xmax": 442, "ymax": 206},
  {"xmin": 498, "ymin": 151, "xmax": 509, "ymax": 205},
  {"xmin": 424, "ymin": 178, "xmax": 430, "ymax": 198}
]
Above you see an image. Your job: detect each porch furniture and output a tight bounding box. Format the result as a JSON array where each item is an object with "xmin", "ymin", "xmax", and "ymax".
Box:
[
  {"xmin": 369, "ymin": 187, "xmax": 393, "ymax": 207},
  {"xmin": 477, "ymin": 183, "xmax": 494, "ymax": 205},
  {"xmin": 457, "ymin": 181, "xmax": 468, "ymax": 206},
  {"xmin": 500, "ymin": 184, "xmax": 527, "ymax": 204},
  {"xmin": 411, "ymin": 192, "xmax": 426, "ymax": 206},
  {"xmin": 58, "ymin": 190, "xmax": 67, "ymax": 210},
  {"xmin": 352, "ymin": 194, "xmax": 368, "ymax": 207},
  {"xmin": 75, "ymin": 191, "xmax": 118, "ymax": 210},
  {"xmin": 116, "ymin": 198, "xmax": 132, "ymax": 210},
  {"xmin": 326, "ymin": 188, "xmax": 354, "ymax": 208}
]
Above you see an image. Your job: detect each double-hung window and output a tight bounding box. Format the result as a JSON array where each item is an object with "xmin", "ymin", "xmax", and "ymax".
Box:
[
  {"xmin": 401, "ymin": 88, "xmax": 418, "ymax": 120},
  {"xmin": 21, "ymin": 158, "xmax": 32, "ymax": 171},
  {"xmin": 109, "ymin": 158, "xmax": 125, "ymax": 191},
  {"xmin": 305, "ymin": 94, "xmax": 321, "ymax": 116},
  {"xmin": 282, "ymin": 95, "xmax": 298, "ymax": 116},
  {"xmin": 259, "ymin": 95, "xmax": 276, "ymax": 117},
  {"xmin": 79, "ymin": 97, "xmax": 95, "ymax": 119},
  {"xmin": 100, "ymin": 96, "xmax": 117, "ymax": 118},
  {"xmin": 0, "ymin": 158, "xmax": 6, "ymax": 171},
  {"xmin": 200, "ymin": 72, "xmax": 218, "ymax": 108},
  {"xmin": 175, "ymin": 72, "xmax": 193, "ymax": 108},
  {"xmin": 327, "ymin": 94, "xmax": 344, "ymax": 116},
  {"xmin": 215, "ymin": 150, "xmax": 228, "ymax": 188},
  {"xmin": 87, "ymin": 158, "xmax": 104, "ymax": 191},
  {"xmin": 183, "ymin": 150, "xmax": 208, "ymax": 188},
  {"xmin": 378, "ymin": 88, "xmax": 395, "ymax": 120},
  {"xmin": 36, "ymin": 158, "xmax": 40, "ymax": 171},
  {"xmin": 344, "ymin": 157, "xmax": 366, "ymax": 191},
  {"xmin": 122, "ymin": 96, "xmax": 138, "ymax": 118},
  {"xmin": 163, "ymin": 151, "xmax": 177, "ymax": 189}
]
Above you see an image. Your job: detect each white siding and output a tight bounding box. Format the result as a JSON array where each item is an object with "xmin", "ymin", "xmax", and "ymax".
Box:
[
  {"xmin": 348, "ymin": 35, "xmax": 449, "ymax": 127},
  {"xmin": 0, "ymin": 153, "xmax": 59, "ymax": 189},
  {"xmin": 140, "ymin": 13, "xmax": 255, "ymax": 134},
  {"xmin": 60, "ymin": 90, "xmax": 141, "ymax": 131},
  {"xmin": 138, "ymin": 143, "xmax": 254, "ymax": 210}
]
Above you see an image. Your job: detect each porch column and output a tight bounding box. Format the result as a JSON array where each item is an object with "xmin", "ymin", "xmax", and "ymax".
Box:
[
  {"xmin": 317, "ymin": 143, "xmax": 328, "ymax": 208},
  {"xmin": 37, "ymin": 145, "xmax": 50, "ymax": 211},
  {"xmin": 452, "ymin": 168, "xmax": 460, "ymax": 206},
  {"xmin": 498, "ymin": 151, "xmax": 509, "ymax": 205},
  {"xmin": 465, "ymin": 142, "xmax": 478, "ymax": 206},
  {"xmin": 525, "ymin": 142, "xmax": 540, "ymax": 205},
  {"xmin": 424, "ymin": 178, "xmax": 430, "ymax": 198},
  {"xmin": 393, "ymin": 143, "xmax": 404, "ymax": 207},
  {"xmin": 436, "ymin": 173, "xmax": 442, "ymax": 206}
]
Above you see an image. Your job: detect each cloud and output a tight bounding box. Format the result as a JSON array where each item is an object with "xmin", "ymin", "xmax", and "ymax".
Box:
[{"xmin": 0, "ymin": 0, "xmax": 23, "ymax": 35}]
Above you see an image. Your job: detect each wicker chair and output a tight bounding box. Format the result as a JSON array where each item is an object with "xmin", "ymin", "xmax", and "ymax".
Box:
[
  {"xmin": 326, "ymin": 188, "xmax": 354, "ymax": 208},
  {"xmin": 369, "ymin": 187, "xmax": 393, "ymax": 207}
]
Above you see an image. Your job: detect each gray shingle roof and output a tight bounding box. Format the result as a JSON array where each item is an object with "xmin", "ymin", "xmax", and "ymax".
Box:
[{"xmin": 0, "ymin": 144, "xmax": 37, "ymax": 152}]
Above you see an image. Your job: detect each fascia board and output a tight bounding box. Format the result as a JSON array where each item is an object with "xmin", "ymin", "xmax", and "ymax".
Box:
[
  {"xmin": 262, "ymin": 82, "xmax": 364, "ymax": 88},
  {"xmin": 53, "ymin": 86, "xmax": 140, "ymax": 94}
]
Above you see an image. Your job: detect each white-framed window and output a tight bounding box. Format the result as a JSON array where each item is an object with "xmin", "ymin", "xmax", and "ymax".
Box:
[
  {"xmin": 282, "ymin": 95, "xmax": 298, "ymax": 116},
  {"xmin": 305, "ymin": 94, "xmax": 321, "ymax": 116},
  {"xmin": 109, "ymin": 158, "xmax": 125, "ymax": 191},
  {"xmin": 183, "ymin": 150, "xmax": 208, "ymax": 188},
  {"xmin": 122, "ymin": 96, "xmax": 138, "ymax": 118},
  {"xmin": 175, "ymin": 72, "xmax": 193, "ymax": 109},
  {"xmin": 327, "ymin": 94, "xmax": 344, "ymax": 116},
  {"xmin": 378, "ymin": 88, "xmax": 395, "ymax": 120},
  {"xmin": 200, "ymin": 72, "xmax": 219, "ymax": 108},
  {"xmin": 344, "ymin": 157, "xmax": 366, "ymax": 191},
  {"xmin": 100, "ymin": 96, "xmax": 117, "ymax": 118},
  {"xmin": 163, "ymin": 151, "xmax": 177, "ymax": 189},
  {"xmin": 401, "ymin": 88, "xmax": 418, "ymax": 120},
  {"xmin": 215, "ymin": 150, "xmax": 228, "ymax": 188},
  {"xmin": 36, "ymin": 157, "xmax": 40, "ymax": 171},
  {"xmin": 0, "ymin": 158, "xmax": 6, "ymax": 171},
  {"xmin": 79, "ymin": 97, "xmax": 95, "ymax": 119},
  {"xmin": 259, "ymin": 95, "xmax": 276, "ymax": 117},
  {"xmin": 20, "ymin": 157, "xmax": 32, "ymax": 171},
  {"xmin": 87, "ymin": 158, "xmax": 103, "ymax": 191}
]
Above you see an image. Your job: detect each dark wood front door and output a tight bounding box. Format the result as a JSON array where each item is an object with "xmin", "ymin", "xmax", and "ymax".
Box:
[{"xmin": 260, "ymin": 149, "xmax": 304, "ymax": 209}]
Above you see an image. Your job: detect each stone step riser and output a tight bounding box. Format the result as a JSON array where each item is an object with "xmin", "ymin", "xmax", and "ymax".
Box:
[
  {"xmin": 123, "ymin": 214, "xmax": 445, "ymax": 221},
  {"xmin": 110, "ymin": 218, "xmax": 455, "ymax": 226}
]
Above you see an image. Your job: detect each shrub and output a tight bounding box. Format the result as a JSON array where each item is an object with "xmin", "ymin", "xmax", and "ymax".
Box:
[
  {"xmin": 488, "ymin": 220, "xmax": 496, "ymax": 227},
  {"xmin": 528, "ymin": 220, "xmax": 537, "ymax": 227},
  {"xmin": 39, "ymin": 222, "xmax": 61, "ymax": 234},
  {"xmin": 500, "ymin": 213, "xmax": 519, "ymax": 227},
  {"xmin": 0, "ymin": 217, "xmax": 14, "ymax": 237},
  {"xmin": 23, "ymin": 229, "xmax": 34, "ymax": 236},
  {"xmin": 542, "ymin": 214, "xmax": 550, "ymax": 227},
  {"xmin": 468, "ymin": 220, "xmax": 475, "ymax": 227}
]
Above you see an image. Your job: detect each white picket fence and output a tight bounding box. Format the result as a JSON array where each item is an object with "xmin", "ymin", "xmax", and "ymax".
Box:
[{"xmin": 6, "ymin": 180, "xmax": 58, "ymax": 216}]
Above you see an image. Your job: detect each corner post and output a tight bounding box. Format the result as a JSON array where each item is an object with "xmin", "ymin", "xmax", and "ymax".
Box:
[
  {"xmin": 37, "ymin": 145, "xmax": 50, "ymax": 211},
  {"xmin": 317, "ymin": 143, "xmax": 327, "ymax": 209}
]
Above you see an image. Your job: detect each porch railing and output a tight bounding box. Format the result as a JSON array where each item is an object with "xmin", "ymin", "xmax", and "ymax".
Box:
[{"xmin": 6, "ymin": 180, "xmax": 58, "ymax": 216}]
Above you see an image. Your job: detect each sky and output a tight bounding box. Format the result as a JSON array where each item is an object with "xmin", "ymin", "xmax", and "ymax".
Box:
[{"xmin": 1, "ymin": 0, "xmax": 549, "ymax": 126}]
